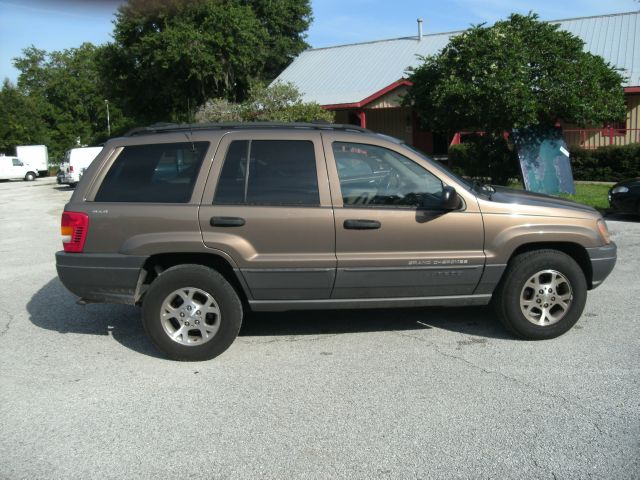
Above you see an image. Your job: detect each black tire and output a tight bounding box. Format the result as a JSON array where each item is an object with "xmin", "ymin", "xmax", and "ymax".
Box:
[
  {"xmin": 492, "ymin": 249, "xmax": 587, "ymax": 340},
  {"xmin": 142, "ymin": 264, "xmax": 243, "ymax": 361},
  {"xmin": 24, "ymin": 172, "xmax": 36, "ymax": 181}
]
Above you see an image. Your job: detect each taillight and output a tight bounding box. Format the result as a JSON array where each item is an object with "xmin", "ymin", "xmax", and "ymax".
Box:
[
  {"xmin": 61, "ymin": 211, "xmax": 88, "ymax": 253},
  {"xmin": 69, "ymin": 165, "xmax": 74, "ymax": 173}
]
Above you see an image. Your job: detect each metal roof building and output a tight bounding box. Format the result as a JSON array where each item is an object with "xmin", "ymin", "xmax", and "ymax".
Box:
[{"xmin": 275, "ymin": 11, "xmax": 640, "ymax": 108}]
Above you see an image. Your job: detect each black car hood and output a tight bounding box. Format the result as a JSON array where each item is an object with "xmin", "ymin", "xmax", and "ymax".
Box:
[
  {"xmin": 488, "ymin": 185, "xmax": 598, "ymax": 215},
  {"xmin": 613, "ymin": 177, "xmax": 640, "ymax": 188}
]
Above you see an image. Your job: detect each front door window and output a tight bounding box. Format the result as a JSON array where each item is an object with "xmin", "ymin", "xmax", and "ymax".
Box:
[{"xmin": 332, "ymin": 142, "xmax": 443, "ymax": 209}]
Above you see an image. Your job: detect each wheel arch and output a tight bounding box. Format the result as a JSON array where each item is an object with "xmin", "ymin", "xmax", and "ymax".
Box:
[
  {"xmin": 507, "ymin": 242, "xmax": 593, "ymax": 289},
  {"xmin": 135, "ymin": 252, "xmax": 251, "ymax": 305}
]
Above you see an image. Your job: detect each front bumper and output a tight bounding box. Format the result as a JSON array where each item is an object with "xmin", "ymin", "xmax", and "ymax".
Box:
[
  {"xmin": 586, "ymin": 243, "xmax": 617, "ymax": 289},
  {"xmin": 56, "ymin": 252, "xmax": 148, "ymax": 305},
  {"xmin": 608, "ymin": 192, "xmax": 638, "ymax": 214}
]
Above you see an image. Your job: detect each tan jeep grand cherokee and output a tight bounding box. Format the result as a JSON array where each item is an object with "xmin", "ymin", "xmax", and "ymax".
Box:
[{"xmin": 56, "ymin": 123, "xmax": 616, "ymax": 360}]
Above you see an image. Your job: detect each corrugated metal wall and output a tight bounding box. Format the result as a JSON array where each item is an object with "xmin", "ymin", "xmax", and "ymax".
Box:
[
  {"xmin": 563, "ymin": 93, "xmax": 640, "ymax": 148},
  {"xmin": 628, "ymin": 94, "xmax": 640, "ymax": 130},
  {"xmin": 368, "ymin": 87, "xmax": 409, "ymax": 109},
  {"xmin": 331, "ymin": 108, "xmax": 413, "ymax": 144},
  {"xmin": 365, "ymin": 108, "xmax": 413, "ymax": 144},
  {"xmin": 330, "ymin": 94, "xmax": 640, "ymax": 150}
]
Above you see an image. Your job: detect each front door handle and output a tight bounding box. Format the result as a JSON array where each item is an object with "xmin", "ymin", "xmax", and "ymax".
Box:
[
  {"xmin": 210, "ymin": 216, "xmax": 246, "ymax": 227},
  {"xmin": 344, "ymin": 219, "xmax": 381, "ymax": 230}
]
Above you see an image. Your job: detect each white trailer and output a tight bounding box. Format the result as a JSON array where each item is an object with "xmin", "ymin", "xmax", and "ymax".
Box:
[
  {"xmin": 16, "ymin": 145, "xmax": 49, "ymax": 176},
  {"xmin": 62, "ymin": 146, "xmax": 103, "ymax": 186}
]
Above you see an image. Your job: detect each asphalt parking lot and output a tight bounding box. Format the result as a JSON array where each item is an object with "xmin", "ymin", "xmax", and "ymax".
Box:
[{"xmin": 0, "ymin": 177, "xmax": 638, "ymax": 479}]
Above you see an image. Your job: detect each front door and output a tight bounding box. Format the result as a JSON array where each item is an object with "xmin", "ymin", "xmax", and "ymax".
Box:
[
  {"xmin": 199, "ymin": 131, "xmax": 336, "ymax": 301},
  {"xmin": 322, "ymin": 134, "xmax": 485, "ymax": 299}
]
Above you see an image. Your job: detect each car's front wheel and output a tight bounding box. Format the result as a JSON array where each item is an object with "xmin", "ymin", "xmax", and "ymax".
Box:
[
  {"xmin": 493, "ymin": 249, "xmax": 587, "ymax": 340},
  {"xmin": 142, "ymin": 265, "xmax": 243, "ymax": 360}
]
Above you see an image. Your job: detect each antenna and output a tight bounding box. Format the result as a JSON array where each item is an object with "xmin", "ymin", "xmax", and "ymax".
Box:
[{"xmin": 183, "ymin": 130, "xmax": 196, "ymax": 152}]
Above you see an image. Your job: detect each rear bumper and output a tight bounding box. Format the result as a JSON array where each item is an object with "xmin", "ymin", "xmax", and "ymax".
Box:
[
  {"xmin": 56, "ymin": 252, "xmax": 147, "ymax": 304},
  {"xmin": 62, "ymin": 174, "xmax": 77, "ymax": 184},
  {"xmin": 586, "ymin": 243, "xmax": 617, "ymax": 289}
]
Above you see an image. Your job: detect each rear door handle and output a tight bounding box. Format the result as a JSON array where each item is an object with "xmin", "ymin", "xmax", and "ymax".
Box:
[
  {"xmin": 210, "ymin": 216, "xmax": 245, "ymax": 227},
  {"xmin": 343, "ymin": 219, "xmax": 381, "ymax": 230}
]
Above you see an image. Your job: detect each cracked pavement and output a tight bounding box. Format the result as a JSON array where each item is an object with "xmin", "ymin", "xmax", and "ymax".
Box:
[{"xmin": 0, "ymin": 177, "xmax": 638, "ymax": 479}]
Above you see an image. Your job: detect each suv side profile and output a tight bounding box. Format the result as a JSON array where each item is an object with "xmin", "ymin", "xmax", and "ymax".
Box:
[{"xmin": 56, "ymin": 123, "xmax": 617, "ymax": 360}]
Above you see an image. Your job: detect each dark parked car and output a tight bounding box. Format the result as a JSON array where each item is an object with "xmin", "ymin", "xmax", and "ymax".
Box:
[{"xmin": 608, "ymin": 178, "xmax": 640, "ymax": 215}]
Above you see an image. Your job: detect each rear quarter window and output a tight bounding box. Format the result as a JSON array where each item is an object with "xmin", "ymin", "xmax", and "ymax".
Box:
[{"xmin": 94, "ymin": 142, "xmax": 209, "ymax": 203}]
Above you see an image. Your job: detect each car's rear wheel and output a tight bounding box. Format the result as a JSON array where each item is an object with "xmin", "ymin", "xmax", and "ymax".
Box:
[
  {"xmin": 493, "ymin": 249, "xmax": 587, "ymax": 340},
  {"xmin": 24, "ymin": 172, "xmax": 36, "ymax": 181},
  {"xmin": 142, "ymin": 264, "xmax": 243, "ymax": 360}
]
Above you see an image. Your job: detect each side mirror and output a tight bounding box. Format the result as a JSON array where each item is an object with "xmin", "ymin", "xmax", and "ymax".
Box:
[{"xmin": 441, "ymin": 186, "xmax": 461, "ymax": 210}]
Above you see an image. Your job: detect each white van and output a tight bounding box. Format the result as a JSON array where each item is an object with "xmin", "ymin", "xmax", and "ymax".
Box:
[
  {"xmin": 15, "ymin": 145, "xmax": 49, "ymax": 176},
  {"xmin": 0, "ymin": 156, "xmax": 38, "ymax": 181},
  {"xmin": 62, "ymin": 147, "xmax": 103, "ymax": 186}
]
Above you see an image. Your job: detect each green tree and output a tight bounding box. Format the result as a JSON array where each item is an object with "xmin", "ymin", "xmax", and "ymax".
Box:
[
  {"xmin": 244, "ymin": 0, "xmax": 312, "ymax": 80},
  {"xmin": 407, "ymin": 13, "xmax": 626, "ymax": 135},
  {"xmin": 13, "ymin": 44, "xmax": 130, "ymax": 161},
  {"xmin": 194, "ymin": 98, "xmax": 243, "ymax": 123},
  {"xmin": 0, "ymin": 80, "xmax": 49, "ymax": 154},
  {"xmin": 406, "ymin": 13, "xmax": 626, "ymax": 183},
  {"xmin": 195, "ymin": 81, "xmax": 334, "ymax": 123},
  {"xmin": 99, "ymin": 0, "xmax": 312, "ymax": 124}
]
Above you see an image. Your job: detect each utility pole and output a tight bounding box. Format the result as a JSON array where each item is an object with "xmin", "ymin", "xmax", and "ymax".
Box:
[{"xmin": 105, "ymin": 99, "xmax": 111, "ymax": 137}]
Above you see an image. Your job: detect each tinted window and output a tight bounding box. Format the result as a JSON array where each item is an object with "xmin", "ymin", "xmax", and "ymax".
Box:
[
  {"xmin": 333, "ymin": 142, "xmax": 443, "ymax": 208},
  {"xmin": 95, "ymin": 142, "xmax": 208, "ymax": 203},
  {"xmin": 214, "ymin": 140, "xmax": 319, "ymax": 206},
  {"xmin": 12, "ymin": 159, "xmax": 22, "ymax": 166}
]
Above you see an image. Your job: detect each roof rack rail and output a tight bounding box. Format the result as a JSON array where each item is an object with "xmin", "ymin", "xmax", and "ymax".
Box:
[{"xmin": 124, "ymin": 121, "xmax": 371, "ymax": 137}]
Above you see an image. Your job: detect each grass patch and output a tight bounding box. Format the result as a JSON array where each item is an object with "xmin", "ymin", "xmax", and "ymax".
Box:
[
  {"xmin": 557, "ymin": 184, "xmax": 611, "ymax": 210},
  {"xmin": 506, "ymin": 181, "xmax": 611, "ymax": 210}
]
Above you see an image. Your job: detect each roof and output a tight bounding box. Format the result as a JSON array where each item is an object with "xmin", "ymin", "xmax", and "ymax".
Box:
[
  {"xmin": 274, "ymin": 11, "xmax": 640, "ymax": 107},
  {"xmin": 124, "ymin": 122, "xmax": 371, "ymax": 137}
]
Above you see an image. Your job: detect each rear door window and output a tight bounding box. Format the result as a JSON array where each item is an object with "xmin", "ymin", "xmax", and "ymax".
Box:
[
  {"xmin": 95, "ymin": 142, "xmax": 209, "ymax": 203},
  {"xmin": 214, "ymin": 140, "xmax": 319, "ymax": 206}
]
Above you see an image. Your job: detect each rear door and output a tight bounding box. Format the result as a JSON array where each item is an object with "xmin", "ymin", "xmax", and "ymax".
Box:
[
  {"xmin": 0, "ymin": 158, "xmax": 9, "ymax": 179},
  {"xmin": 323, "ymin": 133, "xmax": 485, "ymax": 299},
  {"xmin": 199, "ymin": 131, "xmax": 336, "ymax": 301}
]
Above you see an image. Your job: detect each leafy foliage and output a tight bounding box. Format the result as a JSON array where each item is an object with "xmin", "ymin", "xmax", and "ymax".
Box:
[
  {"xmin": 4, "ymin": 0, "xmax": 313, "ymax": 160},
  {"xmin": 195, "ymin": 82, "xmax": 334, "ymax": 123},
  {"xmin": 99, "ymin": 0, "xmax": 312, "ymax": 123},
  {"xmin": 243, "ymin": 0, "xmax": 313, "ymax": 81},
  {"xmin": 448, "ymin": 135, "xmax": 520, "ymax": 185},
  {"xmin": 570, "ymin": 144, "xmax": 640, "ymax": 181},
  {"xmin": 406, "ymin": 13, "xmax": 627, "ymax": 136},
  {"xmin": 194, "ymin": 98, "xmax": 243, "ymax": 123},
  {"xmin": 0, "ymin": 79, "xmax": 48, "ymax": 154},
  {"xmin": 10, "ymin": 44, "xmax": 131, "ymax": 161}
]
